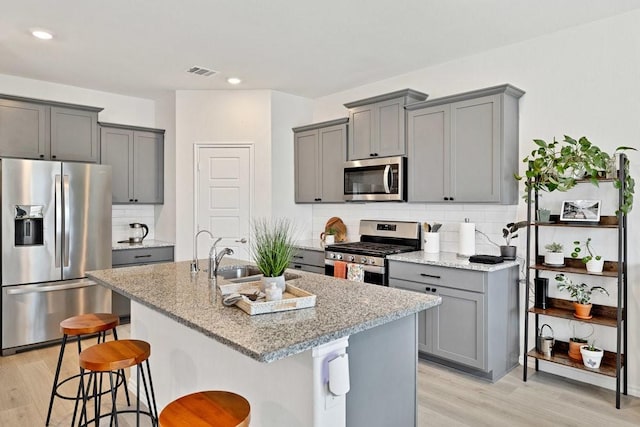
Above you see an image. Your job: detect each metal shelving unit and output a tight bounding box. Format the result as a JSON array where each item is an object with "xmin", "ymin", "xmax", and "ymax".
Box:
[{"xmin": 522, "ymin": 154, "xmax": 628, "ymax": 409}]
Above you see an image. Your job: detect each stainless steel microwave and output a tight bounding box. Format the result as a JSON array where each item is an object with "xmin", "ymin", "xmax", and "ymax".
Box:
[{"xmin": 344, "ymin": 156, "xmax": 407, "ymax": 202}]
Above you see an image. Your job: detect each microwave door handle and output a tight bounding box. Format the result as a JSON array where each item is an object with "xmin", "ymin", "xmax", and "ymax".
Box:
[
  {"xmin": 55, "ymin": 174, "xmax": 62, "ymax": 268},
  {"xmin": 63, "ymin": 175, "xmax": 70, "ymax": 267},
  {"xmin": 383, "ymin": 165, "xmax": 391, "ymax": 194}
]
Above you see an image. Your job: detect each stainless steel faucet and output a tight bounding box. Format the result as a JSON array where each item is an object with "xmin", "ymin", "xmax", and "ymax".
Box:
[
  {"xmin": 191, "ymin": 229, "xmax": 214, "ymax": 273},
  {"xmin": 209, "ymin": 239, "xmax": 234, "ymax": 279}
]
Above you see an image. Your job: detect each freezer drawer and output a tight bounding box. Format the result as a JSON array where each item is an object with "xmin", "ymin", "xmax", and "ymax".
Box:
[{"xmin": 1, "ymin": 279, "xmax": 111, "ymax": 354}]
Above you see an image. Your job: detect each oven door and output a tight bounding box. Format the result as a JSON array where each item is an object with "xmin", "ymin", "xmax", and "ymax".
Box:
[
  {"xmin": 344, "ymin": 156, "xmax": 406, "ymax": 202},
  {"xmin": 324, "ymin": 259, "xmax": 388, "ymax": 286}
]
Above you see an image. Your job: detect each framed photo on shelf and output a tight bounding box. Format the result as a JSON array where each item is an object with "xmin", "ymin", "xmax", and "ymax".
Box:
[{"xmin": 560, "ymin": 200, "xmax": 601, "ymax": 222}]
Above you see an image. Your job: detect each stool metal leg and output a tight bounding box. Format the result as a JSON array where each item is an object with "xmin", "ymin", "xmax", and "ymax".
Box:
[
  {"xmin": 140, "ymin": 359, "xmax": 158, "ymax": 426},
  {"xmin": 45, "ymin": 333, "xmax": 68, "ymax": 426},
  {"xmin": 112, "ymin": 328, "xmax": 131, "ymax": 407},
  {"xmin": 108, "ymin": 371, "xmax": 119, "ymax": 427}
]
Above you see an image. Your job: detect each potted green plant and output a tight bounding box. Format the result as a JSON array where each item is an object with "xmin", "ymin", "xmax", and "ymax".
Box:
[
  {"xmin": 568, "ymin": 321, "xmax": 593, "ymax": 361},
  {"xmin": 500, "ymin": 221, "xmax": 527, "ymax": 260},
  {"xmin": 514, "ymin": 136, "xmax": 635, "ymax": 214},
  {"xmin": 543, "ymin": 242, "xmax": 564, "ymax": 266},
  {"xmin": 571, "ymin": 238, "xmax": 603, "ymax": 273},
  {"xmin": 580, "ymin": 341, "xmax": 605, "ymax": 369},
  {"xmin": 555, "ymin": 274, "xmax": 609, "ymax": 319},
  {"xmin": 250, "ymin": 217, "xmax": 296, "ymax": 291}
]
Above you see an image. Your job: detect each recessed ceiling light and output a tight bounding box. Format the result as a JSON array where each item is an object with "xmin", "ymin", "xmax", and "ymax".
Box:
[
  {"xmin": 227, "ymin": 77, "xmax": 242, "ymax": 85},
  {"xmin": 32, "ymin": 30, "xmax": 53, "ymax": 40}
]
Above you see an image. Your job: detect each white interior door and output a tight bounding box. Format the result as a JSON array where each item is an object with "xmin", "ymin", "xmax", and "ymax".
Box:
[{"xmin": 196, "ymin": 145, "xmax": 252, "ymax": 261}]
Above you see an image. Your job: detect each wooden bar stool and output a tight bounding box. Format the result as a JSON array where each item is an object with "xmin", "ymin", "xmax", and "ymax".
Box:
[
  {"xmin": 46, "ymin": 313, "xmax": 130, "ymax": 426},
  {"xmin": 78, "ymin": 339, "xmax": 158, "ymax": 426},
  {"xmin": 159, "ymin": 391, "xmax": 250, "ymax": 427}
]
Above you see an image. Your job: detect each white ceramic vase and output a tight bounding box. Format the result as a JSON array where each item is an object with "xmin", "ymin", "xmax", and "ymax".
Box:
[
  {"xmin": 580, "ymin": 346, "xmax": 604, "ymax": 369},
  {"xmin": 544, "ymin": 252, "xmax": 564, "ymax": 266},
  {"xmin": 586, "ymin": 258, "xmax": 604, "ymax": 273},
  {"xmin": 261, "ymin": 274, "xmax": 286, "ymax": 292}
]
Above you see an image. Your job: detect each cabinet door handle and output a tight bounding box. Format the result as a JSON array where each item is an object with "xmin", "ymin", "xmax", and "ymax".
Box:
[
  {"xmin": 420, "ymin": 273, "xmax": 441, "ymax": 279},
  {"xmin": 431, "ymin": 288, "xmax": 437, "ymax": 292},
  {"xmin": 443, "ymin": 197, "xmax": 449, "ymax": 201},
  {"xmin": 134, "ymin": 254, "xmax": 152, "ymax": 259},
  {"xmin": 450, "ymin": 197, "xmax": 454, "ymax": 201},
  {"xmin": 129, "ymin": 199, "xmax": 134, "ymax": 202},
  {"xmin": 293, "ymin": 265, "xmax": 302, "ymax": 269},
  {"xmin": 134, "ymin": 199, "xmax": 139, "ymax": 202},
  {"xmin": 425, "ymin": 287, "xmax": 431, "ymax": 292},
  {"xmin": 39, "ymin": 154, "xmax": 45, "ymax": 158}
]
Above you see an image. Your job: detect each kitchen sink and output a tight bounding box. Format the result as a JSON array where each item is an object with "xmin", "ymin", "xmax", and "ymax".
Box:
[{"xmin": 216, "ymin": 265, "xmax": 301, "ymax": 283}]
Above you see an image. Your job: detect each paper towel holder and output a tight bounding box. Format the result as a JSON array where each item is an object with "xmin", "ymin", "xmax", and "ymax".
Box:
[{"xmin": 458, "ymin": 218, "xmax": 476, "ymax": 257}]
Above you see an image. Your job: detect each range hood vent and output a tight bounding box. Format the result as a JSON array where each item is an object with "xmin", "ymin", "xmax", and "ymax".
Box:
[{"xmin": 186, "ymin": 66, "xmax": 217, "ymax": 77}]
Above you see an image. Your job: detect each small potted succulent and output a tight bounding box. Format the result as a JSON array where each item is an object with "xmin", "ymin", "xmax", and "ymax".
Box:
[
  {"xmin": 500, "ymin": 221, "xmax": 527, "ymax": 260},
  {"xmin": 571, "ymin": 238, "xmax": 603, "ymax": 273},
  {"xmin": 580, "ymin": 341, "xmax": 605, "ymax": 369},
  {"xmin": 567, "ymin": 321, "xmax": 593, "ymax": 361},
  {"xmin": 543, "ymin": 242, "xmax": 564, "ymax": 266},
  {"xmin": 555, "ymin": 274, "xmax": 609, "ymax": 319}
]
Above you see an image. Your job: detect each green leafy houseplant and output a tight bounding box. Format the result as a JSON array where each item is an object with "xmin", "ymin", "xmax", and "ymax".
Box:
[
  {"xmin": 502, "ymin": 221, "xmax": 528, "ymax": 246},
  {"xmin": 250, "ymin": 217, "xmax": 296, "ymax": 278},
  {"xmin": 571, "ymin": 238, "xmax": 601, "ymax": 263},
  {"xmin": 555, "ymin": 274, "xmax": 609, "ymax": 305},
  {"xmin": 544, "ymin": 242, "xmax": 563, "ymax": 253},
  {"xmin": 514, "ymin": 135, "xmax": 636, "ymax": 214}
]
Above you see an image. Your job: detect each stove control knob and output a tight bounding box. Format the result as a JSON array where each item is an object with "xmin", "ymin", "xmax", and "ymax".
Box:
[
  {"xmin": 369, "ymin": 259, "xmax": 376, "ymax": 265},
  {"xmin": 336, "ymin": 254, "xmax": 343, "ymax": 260},
  {"xmin": 360, "ymin": 257, "xmax": 367, "ymax": 264},
  {"xmin": 329, "ymin": 253, "xmax": 335, "ymax": 259},
  {"xmin": 348, "ymin": 255, "xmax": 355, "ymax": 262}
]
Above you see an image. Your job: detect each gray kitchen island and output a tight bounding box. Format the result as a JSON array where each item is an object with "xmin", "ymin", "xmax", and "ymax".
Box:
[{"xmin": 88, "ymin": 259, "xmax": 440, "ymax": 427}]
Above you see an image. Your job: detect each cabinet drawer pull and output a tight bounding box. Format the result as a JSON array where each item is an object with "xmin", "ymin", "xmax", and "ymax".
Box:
[
  {"xmin": 425, "ymin": 287, "xmax": 431, "ymax": 292},
  {"xmin": 420, "ymin": 273, "xmax": 441, "ymax": 279},
  {"xmin": 293, "ymin": 255, "xmax": 304, "ymax": 259},
  {"xmin": 293, "ymin": 265, "xmax": 302, "ymax": 269},
  {"xmin": 134, "ymin": 254, "xmax": 152, "ymax": 258}
]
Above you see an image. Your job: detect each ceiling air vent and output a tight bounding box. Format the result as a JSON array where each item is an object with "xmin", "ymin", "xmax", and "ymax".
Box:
[{"xmin": 186, "ymin": 66, "xmax": 217, "ymax": 77}]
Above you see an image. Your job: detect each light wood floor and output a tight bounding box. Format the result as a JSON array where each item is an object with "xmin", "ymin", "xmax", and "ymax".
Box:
[{"xmin": 1, "ymin": 324, "xmax": 638, "ymax": 426}]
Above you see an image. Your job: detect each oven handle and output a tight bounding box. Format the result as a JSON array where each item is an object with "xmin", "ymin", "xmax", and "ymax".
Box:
[
  {"xmin": 383, "ymin": 165, "xmax": 391, "ymax": 194},
  {"xmin": 324, "ymin": 259, "xmax": 386, "ymax": 275}
]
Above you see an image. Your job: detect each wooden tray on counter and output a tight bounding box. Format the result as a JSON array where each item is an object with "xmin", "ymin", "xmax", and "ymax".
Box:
[{"xmin": 218, "ymin": 281, "xmax": 316, "ymax": 315}]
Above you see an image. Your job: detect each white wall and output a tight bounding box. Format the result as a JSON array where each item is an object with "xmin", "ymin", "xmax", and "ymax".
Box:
[
  {"xmin": 310, "ymin": 10, "xmax": 640, "ymax": 395},
  {"xmin": 270, "ymin": 91, "xmax": 315, "ymax": 239},
  {"xmin": 153, "ymin": 91, "xmax": 177, "ymax": 243},
  {"xmin": 174, "ymin": 90, "xmax": 274, "ymax": 261}
]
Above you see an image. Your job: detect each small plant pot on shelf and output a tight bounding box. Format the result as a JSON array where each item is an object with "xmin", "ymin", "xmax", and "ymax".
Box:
[
  {"xmin": 580, "ymin": 346, "xmax": 604, "ymax": 369},
  {"xmin": 544, "ymin": 252, "xmax": 565, "ymax": 266},
  {"xmin": 500, "ymin": 245, "xmax": 517, "ymax": 260},
  {"xmin": 573, "ymin": 302, "xmax": 593, "ymax": 320},
  {"xmin": 568, "ymin": 339, "xmax": 587, "ymax": 361},
  {"xmin": 586, "ymin": 258, "xmax": 604, "ymax": 273}
]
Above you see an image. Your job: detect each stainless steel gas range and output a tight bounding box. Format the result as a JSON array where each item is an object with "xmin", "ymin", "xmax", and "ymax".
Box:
[{"xmin": 324, "ymin": 220, "xmax": 421, "ymax": 285}]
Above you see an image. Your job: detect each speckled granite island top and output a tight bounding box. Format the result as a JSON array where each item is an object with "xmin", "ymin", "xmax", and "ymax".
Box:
[
  {"xmin": 387, "ymin": 251, "xmax": 520, "ymax": 272},
  {"xmin": 87, "ymin": 259, "xmax": 440, "ymax": 363}
]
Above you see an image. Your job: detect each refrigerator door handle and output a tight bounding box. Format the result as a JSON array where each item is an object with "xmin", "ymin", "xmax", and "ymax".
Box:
[
  {"xmin": 55, "ymin": 174, "xmax": 62, "ymax": 268},
  {"xmin": 63, "ymin": 175, "xmax": 71, "ymax": 267},
  {"xmin": 5, "ymin": 280, "xmax": 97, "ymax": 295}
]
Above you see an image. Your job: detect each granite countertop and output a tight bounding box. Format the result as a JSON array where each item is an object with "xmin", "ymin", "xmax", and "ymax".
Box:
[
  {"xmin": 387, "ymin": 251, "xmax": 520, "ymax": 272},
  {"xmin": 112, "ymin": 239, "xmax": 175, "ymax": 251},
  {"xmin": 293, "ymin": 239, "xmax": 326, "ymax": 251},
  {"xmin": 87, "ymin": 259, "xmax": 440, "ymax": 363}
]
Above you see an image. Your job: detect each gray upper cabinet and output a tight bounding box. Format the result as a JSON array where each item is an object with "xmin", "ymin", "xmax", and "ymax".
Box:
[
  {"xmin": 294, "ymin": 118, "xmax": 348, "ymax": 203},
  {"xmin": 100, "ymin": 123, "xmax": 164, "ymax": 204},
  {"xmin": 344, "ymin": 89, "xmax": 428, "ymax": 160},
  {"xmin": 406, "ymin": 84, "xmax": 524, "ymax": 204},
  {"xmin": 0, "ymin": 95, "xmax": 102, "ymax": 162},
  {"xmin": 50, "ymin": 107, "xmax": 99, "ymax": 162}
]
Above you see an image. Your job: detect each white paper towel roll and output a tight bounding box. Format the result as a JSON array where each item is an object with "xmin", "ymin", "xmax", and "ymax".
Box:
[{"xmin": 458, "ymin": 221, "xmax": 476, "ymax": 256}]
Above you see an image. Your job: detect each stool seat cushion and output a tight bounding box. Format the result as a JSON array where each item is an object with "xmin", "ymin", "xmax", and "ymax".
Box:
[
  {"xmin": 60, "ymin": 313, "xmax": 119, "ymax": 335},
  {"xmin": 159, "ymin": 391, "xmax": 250, "ymax": 427},
  {"xmin": 79, "ymin": 339, "xmax": 150, "ymax": 372}
]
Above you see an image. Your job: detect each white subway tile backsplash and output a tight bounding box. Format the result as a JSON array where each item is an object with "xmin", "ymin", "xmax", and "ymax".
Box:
[{"xmin": 111, "ymin": 204, "xmax": 155, "ymax": 243}]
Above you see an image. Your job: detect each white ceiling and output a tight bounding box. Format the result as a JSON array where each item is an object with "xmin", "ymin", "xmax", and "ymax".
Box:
[{"xmin": 2, "ymin": 0, "xmax": 640, "ymax": 99}]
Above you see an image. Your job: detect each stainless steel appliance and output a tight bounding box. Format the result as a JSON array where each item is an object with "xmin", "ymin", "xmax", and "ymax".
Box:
[
  {"xmin": 344, "ymin": 156, "xmax": 406, "ymax": 202},
  {"xmin": 1, "ymin": 158, "xmax": 112, "ymax": 355},
  {"xmin": 117, "ymin": 222, "xmax": 149, "ymax": 244},
  {"xmin": 324, "ymin": 220, "xmax": 421, "ymax": 285}
]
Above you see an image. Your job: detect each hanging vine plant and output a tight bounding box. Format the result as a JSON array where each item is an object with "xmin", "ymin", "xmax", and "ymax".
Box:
[{"xmin": 514, "ymin": 135, "xmax": 636, "ymax": 214}]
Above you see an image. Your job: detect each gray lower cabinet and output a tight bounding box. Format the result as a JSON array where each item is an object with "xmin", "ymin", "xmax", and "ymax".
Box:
[
  {"xmin": 0, "ymin": 95, "xmax": 101, "ymax": 162},
  {"xmin": 293, "ymin": 118, "xmax": 347, "ymax": 203},
  {"xmin": 388, "ymin": 259, "xmax": 519, "ymax": 382},
  {"xmin": 289, "ymin": 247, "xmax": 325, "ymax": 274},
  {"xmin": 112, "ymin": 246, "xmax": 174, "ymax": 321},
  {"xmin": 406, "ymin": 84, "xmax": 524, "ymax": 204},
  {"xmin": 100, "ymin": 123, "xmax": 164, "ymax": 204},
  {"xmin": 344, "ymin": 89, "xmax": 428, "ymax": 160}
]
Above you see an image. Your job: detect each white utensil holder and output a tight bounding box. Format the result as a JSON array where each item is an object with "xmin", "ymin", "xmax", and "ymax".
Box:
[{"xmin": 424, "ymin": 232, "xmax": 440, "ymax": 254}]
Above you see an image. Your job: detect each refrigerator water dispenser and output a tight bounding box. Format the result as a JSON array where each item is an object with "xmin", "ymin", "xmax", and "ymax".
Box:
[{"xmin": 15, "ymin": 205, "xmax": 44, "ymax": 246}]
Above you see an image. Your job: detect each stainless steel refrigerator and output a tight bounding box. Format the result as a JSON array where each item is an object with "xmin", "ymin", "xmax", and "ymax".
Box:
[{"xmin": 1, "ymin": 158, "xmax": 112, "ymax": 355}]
